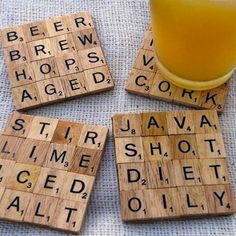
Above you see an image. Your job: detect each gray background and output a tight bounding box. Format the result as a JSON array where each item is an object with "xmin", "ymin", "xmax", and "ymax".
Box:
[{"xmin": 0, "ymin": 0, "xmax": 235, "ymax": 235}]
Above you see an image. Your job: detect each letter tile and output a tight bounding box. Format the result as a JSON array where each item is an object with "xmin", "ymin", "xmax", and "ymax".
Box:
[
  {"xmin": 24, "ymin": 194, "xmax": 58, "ymax": 225},
  {"xmin": 3, "ymin": 111, "xmax": 33, "ymax": 138},
  {"xmin": 61, "ymin": 172, "xmax": 95, "ymax": 202},
  {"xmin": 117, "ymin": 163, "xmax": 147, "ymax": 191},
  {"xmin": 6, "ymin": 163, "xmax": 41, "ymax": 192},
  {"xmin": 51, "ymin": 199, "xmax": 87, "ymax": 233},
  {"xmin": 0, "ymin": 189, "xmax": 32, "ymax": 221}
]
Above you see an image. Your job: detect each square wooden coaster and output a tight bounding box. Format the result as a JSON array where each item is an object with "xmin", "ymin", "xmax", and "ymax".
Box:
[
  {"xmin": 0, "ymin": 111, "xmax": 108, "ymax": 233},
  {"xmin": 125, "ymin": 26, "xmax": 231, "ymax": 112},
  {"xmin": 0, "ymin": 12, "xmax": 114, "ymax": 111},
  {"xmin": 112, "ymin": 110, "xmax": 236, "ymax": 221}
]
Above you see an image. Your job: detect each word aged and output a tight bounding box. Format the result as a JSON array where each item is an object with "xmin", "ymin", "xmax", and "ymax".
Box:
[
  {"xmin": 112, "ymin": 110, "xmax": 236, "ymax": 221},
  {"xmin": 0, "ymin": 112, "xmax": 108, "ymax": 233},
  {"xmin": 125, "ymin": 26, "xmax": 231, "ymax": 112},
  {"xmin": 0, "ymin": 11, "xmax": 114, "ymax": 110}
]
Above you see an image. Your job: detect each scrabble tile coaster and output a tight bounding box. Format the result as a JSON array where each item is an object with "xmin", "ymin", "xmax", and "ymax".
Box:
[
  {"xmin": 0, "ymin": 111, "xmax": 108, "ymax": 233},
  {"xmin": 112, "ymin": 110, "xmax": 236, "ymax": 221},
  {"xmin": 0, "ymin": 12, "xmax": 114, "ymax": 110},
  {"xmin": 125, "ymin": 26, "xmax": 231, "ymax": 112}
]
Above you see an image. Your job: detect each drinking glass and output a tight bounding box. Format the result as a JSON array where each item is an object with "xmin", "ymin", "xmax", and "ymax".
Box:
[{"xmin": 150, "ymin": 0, "xmax": 236, "ymax": 90}]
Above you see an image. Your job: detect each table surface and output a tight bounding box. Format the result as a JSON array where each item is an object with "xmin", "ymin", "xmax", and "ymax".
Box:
[{"xmin": 0, "ymin": 0, "xmax": 235, "ymax": 235}]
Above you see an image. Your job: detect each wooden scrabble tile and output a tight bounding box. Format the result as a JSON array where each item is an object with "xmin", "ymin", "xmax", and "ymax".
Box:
[
  {"xmin": 36, "ymin": 77, "xmax": 66, "ymax": 104},
  {"xmin": 173, "ymin": 159, "xmax": 202, "ymax": 186},
  {"xmin": 61, "ymin": 72, "xmax": 88, "ymax": 98},
  {"xmin": 50, "ymin": 33, "xmax": 76, "ymax": 55},
  {"xmin": 120, "ymin": 190, "xmax": 149, "ymax": 221},
  {"xmin": 177, "ymin": 186, "xmax": 208, "ymax": 216},
  {"xmin": 16, "ymin": 139, "xmax": 50, "ymax": 165},
  {"xmin": 166, "ymin": 110, "xmax": 195, "ymax": 135},
  {"xmin": 22, "ymin": 20, "xmax": 49, "ymax": 42},
  {"xmin": 27, "ymin": 116, "xmax": 58, "ymax": 141},
  {"xmin": 56, "ymin": 52, "xmax": 83, "ymax": 76},
  {"xmin": 61, "ymin": 172, "xmax": 95, "ymax": 203},
  {"xmin": 204, "ymin": 184, "xmax": 236, "ymax": 215},
  {"xmin": 199, "ymin": 81, "xmax": 230, "ymax": 111},
  {"xmin": 140, "ymin": 30, "xmax": 154, "ymax": 51},
  {"xmin": 0, "ymin": 135, "xmax": 24, "ymax": 160},
  {"xmin": 24, "ymin": 194, "xmax": 58, "ymax": 225},
  {"xmin": 6, "ymin": 163, "xmax": 41, "ymax": 192},
  {"xmin": 0, "ymin": 25, "xmax": 26, "ymax": 47},
  {"xmin": 192, "ymin": 110, "xmax": 221, "ymax": 134},
  {"xmin": 46, "ymin": 15, "xmax": 71, "ymax": 37},
  {"xmin": 78, "ymin": 47, "xmax": 106, "ymax": 70},
  {"xmin": 141, "ymin": 111, "xmax": 168, "ymax": 136},
  {"xmin": 199, "ymin": 159, "xmax": 230, "ymax": 185},
  {"xmin": 144, "ymin": 188, "xmax": 181, "ymax": 219},
  {"xmin": 77, "ymin": 124, "xmax": 108, "ymax": 150},
  {"xmin": 173, "ymin": 88, "xmax": 201, "ymax": 107},
  {"xmin": 170, "ymin": 135, "xmax": 198, "ymax": 159},
  {"xmin": 112, "ymin": 113, "xmax": 142, "ymax": 138},
  {"xmin": 1, "ymin": 12, "xmax": 114, "ymax": 111},
  {"xmin": 0, "ymin": 189, "xmax": 32, "ymax": 221},
  {"xmin": 145, "ymin": 160, "xmax": 176, "ymax": 188},
  {"xmin": 114, "ymin": 137, "xmax": 144, "ymax": 164},
  {"xmin": 125, "ymin": 68, "xmax": 155, "ymax": 96},
  {"xmin": 69, "ymin": 147, "xmax": 103, "ymax": 176},
  {"xmin": 113, "ymin": 110, "xmax": 235, "ymax": 221},
  {"xmin": 3, "ymin": 112, "xmax": 33, "ymax": 138},
  {"xmin": 3, "ymin": 43, "xmax": 30, "ymax": 65},
  {"xmin": 142, "ymin": 136, "xmax": 172, "ymax": 161},
  {"xmin": 125, "ymin": 26, "xmax": 230, "ymax": 112},
  {"xmin": 196, "ymin": 133, "xmax": 226, "ymax": 158},
  {"xmin": 27, "ymin": 39, "xmax": 54, "ymax": 61},
  {"xmin": 52, "ymin": 120, "xmax": 83, "ymax": 145},
  {"xmin": 134, "ymin": 49, "xmax": 157, "ymax": 73},
  {"xmin": 67, "ymin": 12, "xmax": 94, "ymax": 31},
  {"xmin": 117, "ymin": 163, "xmax": 147, "ymax": 191},
  {"xmin": 149, "ymin": 71, "xmax": 178, "ymax": 101},
  {"xmin": 72, "ymin": 28, "xmax": 100, "ymax": 50},
  {"xmin": 84, "ymin": 66, "xmax": 114, "ymax": 93},
  {"xmin": 31, "ymin": 57, "xmax": 60, "ymax": 81},
  {"xmin": 43, "ymin": 143, "xmax": 75, "ymax": 170},
  {"xmin": 6, "ymin": 63, "xmax": 36, "ymax": 87},
  {"xmin": 33, "ymin": 167, "xmax": 66, "ymax": 197},
  {"xmin": 51, "ymin": 199, "xmax": 87, "ymax": 233},
  {"xmin": 0, "ymin": 159, "xmax": 16, "ymax": 187},
  {"xmin": 12, "ymin": 83, "xmax": 41, "ymax": 110}
]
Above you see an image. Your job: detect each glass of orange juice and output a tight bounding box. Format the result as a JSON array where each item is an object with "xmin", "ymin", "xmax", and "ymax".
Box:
[{"xmin": 150, "ymin": 0, "xmax": 236, "ymax": 90}]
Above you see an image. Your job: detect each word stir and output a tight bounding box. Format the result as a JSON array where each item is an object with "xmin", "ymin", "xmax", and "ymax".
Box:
[
  {"xmin": 112, "ymin": 110, "xmax": 235, "ymax": 221},
  {"xmin": 0, "ymin": 11, "xmax": 114, "ymax": 110},
  {"xmin": 0, "ymin": 112, "xmax": 108, "ymax": 233},
  {"xmin": 125, "ymin": 25, "xmax": 230, "ymax": 112}
]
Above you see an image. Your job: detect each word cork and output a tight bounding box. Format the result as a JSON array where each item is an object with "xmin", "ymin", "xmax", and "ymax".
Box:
[
  {"xmin": 112, "ymin": 110, "xmax": 236, "ymax": 221},
  {"xmin": 0, "ymin": 111, "xmax": 108, "ymax": 233},
  {"xmin": 0, "ymin": 12, "xmax": 114, "ymax": 110},
  {"xmin": 125, "ymin": 26, "xmax": 231, "ymax": 112}
]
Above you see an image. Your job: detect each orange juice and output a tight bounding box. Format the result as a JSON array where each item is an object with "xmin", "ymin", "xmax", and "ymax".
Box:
[{"xmin": 150, "ymin": 0, "xmax": 236, "ymax": 90}]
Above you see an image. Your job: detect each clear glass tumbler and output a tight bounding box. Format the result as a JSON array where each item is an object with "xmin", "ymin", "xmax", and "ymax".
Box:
[{"xmin": 150, "ymin": 0, "xmax": 236, "ymax": 90}]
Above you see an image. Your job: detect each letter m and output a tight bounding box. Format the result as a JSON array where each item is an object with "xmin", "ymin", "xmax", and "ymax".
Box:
[{"xmin": 50, "ymin": 149, "xmax": 67, "ymax": 163}]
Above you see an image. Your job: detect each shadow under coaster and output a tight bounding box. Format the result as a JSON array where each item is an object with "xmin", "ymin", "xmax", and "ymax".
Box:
[
  {"xmin": 125, "ymin": 25, "xmax": 231, "ymax": 113},
  {"xmin": 0, "ymin": 112, "xmax": 108, "ymax": 233},
  {"xmin": 112, "ymin": 109, "xmax": 236, "ymax": 221},
  {"xmin": 0, "ymin": 11, "xmax": 114, "ymax": 110}
]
